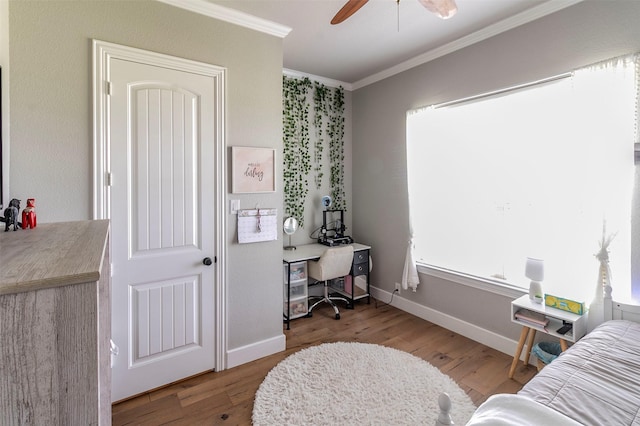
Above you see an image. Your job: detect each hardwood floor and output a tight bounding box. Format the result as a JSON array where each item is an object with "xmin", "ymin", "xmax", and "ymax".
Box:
[{"xmin": 112, "ymin": 298, "xmax": 537, "ymax": 425}]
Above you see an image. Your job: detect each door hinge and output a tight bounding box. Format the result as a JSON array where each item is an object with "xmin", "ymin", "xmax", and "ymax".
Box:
[
  {"xmin": 106, "ymin": 172, "xmax": 112, "ymax": 187},
  {"xmin": 106, "ymin": 81, "xmax": 112, "ymax": 96}
]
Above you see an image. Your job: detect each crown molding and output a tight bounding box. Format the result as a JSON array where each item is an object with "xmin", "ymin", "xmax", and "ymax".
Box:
[
  {"xmin": 157, "ymin": 0, "xmax": 292, "ymax": 38},
  {"xmin": 283, "ymin": 68, "xmax": 353, "ymax": 91},
  {"xmin": 352, "ymin": 0, "xmax": 584, "ymax": 90}
]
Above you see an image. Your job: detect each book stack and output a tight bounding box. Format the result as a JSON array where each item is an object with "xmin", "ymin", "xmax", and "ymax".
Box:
[{"xmin": 514, "ymin": 309, "xmax": 550, "ymax": 330}]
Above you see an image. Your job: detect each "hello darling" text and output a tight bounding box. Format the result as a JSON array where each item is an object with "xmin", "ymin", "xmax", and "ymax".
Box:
[{"xmin": 244, "ymin": 163, "xmax": 264, "ymax": 181}]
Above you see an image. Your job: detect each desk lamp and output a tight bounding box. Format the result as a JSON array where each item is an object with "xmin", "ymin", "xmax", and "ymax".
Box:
[{"xmin": 525, "ymin": 257, "xmax": 544, "ymax": 303}]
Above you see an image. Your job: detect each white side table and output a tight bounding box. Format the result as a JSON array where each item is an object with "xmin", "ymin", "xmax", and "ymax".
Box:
[{"xmin": 508, "ymin": 294, "xmax": 587, "ymax": 378}]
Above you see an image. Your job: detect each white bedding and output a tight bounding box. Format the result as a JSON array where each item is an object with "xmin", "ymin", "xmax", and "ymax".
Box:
[
  {"xmin": 466, "ymin": 320, "xmax": 640, "ymax": 425},
  {"xmin": 518, "ymin": 320, "xmax": 640, "ymax": 425},
  {"xmin": 466, "ymin": 394, "xmax": 581, "ymax": 426}
]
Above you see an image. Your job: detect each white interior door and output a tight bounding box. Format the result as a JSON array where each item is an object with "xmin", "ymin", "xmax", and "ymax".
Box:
[{"xmin": 107, "ymin": 55, "xmax": 219, "ymax": 402}]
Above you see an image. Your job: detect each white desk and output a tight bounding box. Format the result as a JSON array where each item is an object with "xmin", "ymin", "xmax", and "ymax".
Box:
[
  {"xmin": 283, "ymin": 242, "xmax": 371, "ymax": 329},
  {"xmin": 283, "ymin": 242, "xmax": 370, "ymax": 263}
]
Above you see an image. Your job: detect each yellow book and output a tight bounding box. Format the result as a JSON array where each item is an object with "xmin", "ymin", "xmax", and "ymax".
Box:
[{"xmin": 544, "ymin": 294, "xmax": 584, "ymax": 315}]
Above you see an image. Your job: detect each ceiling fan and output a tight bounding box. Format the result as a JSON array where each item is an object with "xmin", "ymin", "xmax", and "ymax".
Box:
[{"xmin": 331, "ymin": 0, "xmax": 458, "ymax": 25}]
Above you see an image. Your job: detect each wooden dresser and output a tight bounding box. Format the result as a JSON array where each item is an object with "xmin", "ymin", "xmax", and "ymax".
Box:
[{"xmin": 0, "ymin": 220, "xmax": 111, "ymax": 425}]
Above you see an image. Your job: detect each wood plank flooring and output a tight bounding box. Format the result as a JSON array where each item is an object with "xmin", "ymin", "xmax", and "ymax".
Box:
[{"xmin": 112, "ymin": 298, "xmax": 537, "ymax": 425}]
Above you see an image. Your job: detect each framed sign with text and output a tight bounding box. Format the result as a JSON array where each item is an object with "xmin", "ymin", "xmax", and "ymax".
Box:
[{"xmin": 231, "ymin": 146, "xmax": 276, "ymax": 193}]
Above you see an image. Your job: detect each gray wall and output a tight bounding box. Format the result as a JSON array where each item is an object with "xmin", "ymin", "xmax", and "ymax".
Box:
[
  {"xmin": 8, "ymin": 1, "xmax": 284, "ymax": 352},
  {"xmin": 352, "ymin": 1, "xmax": 640, "ymax": 341}
]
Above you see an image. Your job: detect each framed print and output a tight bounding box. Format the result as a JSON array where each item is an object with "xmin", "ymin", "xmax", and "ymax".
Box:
[{"xmin": 231, "ymin": 146, "xmax": 276, "ymax": 193}]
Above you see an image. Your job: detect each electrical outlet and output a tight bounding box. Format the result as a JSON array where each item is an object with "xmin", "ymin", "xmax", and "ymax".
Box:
[{"xmin": 395, "ymin": 282, "xmax": 401, "ymax": 292}]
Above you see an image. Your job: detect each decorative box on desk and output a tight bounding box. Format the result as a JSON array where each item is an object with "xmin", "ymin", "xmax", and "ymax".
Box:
[{"xmin": 508, "ymin": 294, "xmax": 588, "ymax": 379}]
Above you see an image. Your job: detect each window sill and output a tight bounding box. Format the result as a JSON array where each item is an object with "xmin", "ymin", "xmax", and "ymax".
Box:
[{"xmin": 416, "ymin": 263, "xmax": 526, "ymax": 299}]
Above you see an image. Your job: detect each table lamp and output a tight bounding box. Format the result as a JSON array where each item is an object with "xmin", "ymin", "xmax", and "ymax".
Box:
[{"xmin": 525, "ymin": 257, "xmax": 544, "ymax": 303}]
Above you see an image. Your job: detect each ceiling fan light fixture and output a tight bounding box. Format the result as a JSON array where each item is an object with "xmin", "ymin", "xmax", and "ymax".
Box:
[{"xmin": 418, "ymin": 0, "xmax": 458, "ymax": 19}]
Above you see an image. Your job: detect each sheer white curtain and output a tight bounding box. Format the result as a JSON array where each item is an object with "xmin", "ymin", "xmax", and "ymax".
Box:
[
  {"xmin": 406, "ymin": 54, "xmax": 638, "ymax": 303},
  {"xmin": 402, "ymin": 179, "xmax": 420, "ymax": 292},
  {"xmin": 401, "ymin": 233, "xmax": 420, "ymax": 292}
]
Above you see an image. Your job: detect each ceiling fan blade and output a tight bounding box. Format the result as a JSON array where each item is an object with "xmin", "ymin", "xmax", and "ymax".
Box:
[
  {"xmin": 417, "ymin": 0, "xmax": 458, "ymax": 19},
  {"xmin": 331, "ymin": 0, "xmax": 369, "ymax": 25}
]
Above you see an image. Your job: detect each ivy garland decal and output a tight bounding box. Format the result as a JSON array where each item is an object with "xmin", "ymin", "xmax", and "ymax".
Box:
[
  {"xmin": 283, "ymin": 76, "xmax": 346, "ymax": 227},
  {"xmin": 283, "ymin": 76, "xmax": 312, "ymax": 227},
  {"xmin": 328, "ymin": 86, "xmax": 346, "ymax": 211},
  {"xmin": 313, "ymin": 82, "xmax": 329, "ymax": 189}
]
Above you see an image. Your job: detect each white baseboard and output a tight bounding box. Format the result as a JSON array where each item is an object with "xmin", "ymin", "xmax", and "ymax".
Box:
[
  {"xmin": 371, "ymin": 287, "xmax": 521, "ymax": 359},
  {"xmin": 226, "ymin": 333, "xmax": 286, "ymax": 369},
  {"xmin": 226, "ymin": 290, "xmax": 527, "ymax": 370}
]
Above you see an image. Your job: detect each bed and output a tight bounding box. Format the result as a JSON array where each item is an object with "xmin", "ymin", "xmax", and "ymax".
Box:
[{"xmin": 436, "ymin": 286, "xmax": 640, "ymax": 426}]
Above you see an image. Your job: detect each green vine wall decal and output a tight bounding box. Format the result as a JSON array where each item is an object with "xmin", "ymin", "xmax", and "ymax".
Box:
[
  {"xmin": 283, "ymin": 76, "xmax": 346, "ymax": 228},
  {"xmin": 328, "ymin": 86, "xmax": 346, "ymax": 211},
  {"xmin": 283, "ymin": 76, "xmax": 312, "ymax": 226},
  {"xmin": 313, "ymin": 82, "xmax": 329, "ymax": 189}
]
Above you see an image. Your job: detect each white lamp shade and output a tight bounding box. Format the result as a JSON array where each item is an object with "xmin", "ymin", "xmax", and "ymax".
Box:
[{"xmin": 525, "ymin": 257, "xmax": 544, "ymax": 282}]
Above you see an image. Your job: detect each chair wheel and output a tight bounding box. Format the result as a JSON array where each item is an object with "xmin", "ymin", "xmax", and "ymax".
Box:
[{"xmin": 335, "ymin": 313, "xmax": 340, "ymax": 320}]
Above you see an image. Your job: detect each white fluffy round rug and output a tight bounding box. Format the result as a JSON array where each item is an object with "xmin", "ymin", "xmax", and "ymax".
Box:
[{"xmin": 252, "ymin": 342, "xmax": 476, "ymax": 425}]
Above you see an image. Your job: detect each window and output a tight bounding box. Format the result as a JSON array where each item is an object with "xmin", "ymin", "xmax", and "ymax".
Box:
[{"xmin": 406, "ymin": 55, "xmax": 638, "ymax": 303}]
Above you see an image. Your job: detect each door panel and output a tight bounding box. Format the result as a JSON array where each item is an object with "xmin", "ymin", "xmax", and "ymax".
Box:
[
  {"xmin": 131, "ymin": 277, "xmax": 199, "ymax": 364},
  {"xmin": 131, "ymin": 85, "xmax": 198, "ymax": 254},
  {"xmin": 109, "ymin": 57, "xmax": 216, "ymax": 402}
]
